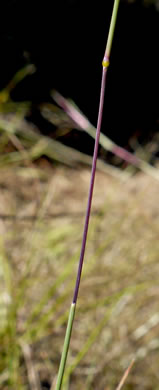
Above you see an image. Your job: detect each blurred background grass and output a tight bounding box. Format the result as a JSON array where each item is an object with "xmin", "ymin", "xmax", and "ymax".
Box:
[
  {"xmin": 0, "ymin": 1, "xmax": 159, "ymax": 388},
  {"xmin": 0, "ymin": 66, "xmax": 159, "ymax": 389},
  {"xmin": 1, "ymin": 162, "xmax": 159, "ymax": 390}
]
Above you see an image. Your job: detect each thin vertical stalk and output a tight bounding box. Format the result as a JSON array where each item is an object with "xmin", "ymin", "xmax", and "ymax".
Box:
[
  {"xmin": 53, "ymin": 1, "xmax": 120, "ymax": 389},
  {"xmin": 105, "ymin": 0, "xmax": 120, "ymax": 59},
  {"xmin": 115, "ymin": 359, "xmax": 135, "ymax": 390},
  {"xmin": 72, "ymin": 67, "xmax": 107, "ymax": 304}
]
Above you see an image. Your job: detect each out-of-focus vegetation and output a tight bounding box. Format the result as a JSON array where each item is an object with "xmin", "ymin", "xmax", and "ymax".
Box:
[
  {"xmin": 1, "ymin": 164, "xmax": 159, "ymax": 390},
  {"xmin": 127, "ymin": 0, "xmax": 159, "ymax": 8},
  {"xmin": 0, "ymin": 65, "xmax": 159, "ymax": 390}
]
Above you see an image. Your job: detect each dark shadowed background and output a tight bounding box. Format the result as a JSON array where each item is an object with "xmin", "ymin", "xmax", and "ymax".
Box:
[{"xmin": 0, "ymin": 0, "xmax": 159, "ymax": 152}]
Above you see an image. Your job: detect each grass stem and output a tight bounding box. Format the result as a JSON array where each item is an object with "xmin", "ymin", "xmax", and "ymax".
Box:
[
  {"xmin": 53, "ymin": 1, "xmax": 120, "ymax": 388},
  {"xmin": 53, "ymin": 304, "xmax": 76, "ymax": 390},
  {"xmin": 115, "ymin": 359, "xmax": 135, "ymax": 390}
]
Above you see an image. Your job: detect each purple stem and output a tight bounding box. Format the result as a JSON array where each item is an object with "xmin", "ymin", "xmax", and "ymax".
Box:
[
  {"xmin": 112, "ymin": 145, "xmax": 140, "ymax": 166},
  {"xmin": 73, "ymin": 66, "xmax": 108, "ymax": 304}
]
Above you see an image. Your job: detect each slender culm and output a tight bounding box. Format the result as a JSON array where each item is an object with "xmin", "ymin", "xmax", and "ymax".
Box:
[{"xmin": 53, "ymin": 1, "xmax": 120, "ymax": 389}]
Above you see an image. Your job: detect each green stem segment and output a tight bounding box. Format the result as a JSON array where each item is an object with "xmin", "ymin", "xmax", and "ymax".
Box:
[
  {"xmin": 53, "ymin": 1, "xmax": 120, "ymax": 389},
  {"xmin": 53, "ymin": 303, "xmax": 76, "ymax": 390},
  {"xmin": 105, "ymin": 0, "xmax": 120, "ymax": 59}
]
